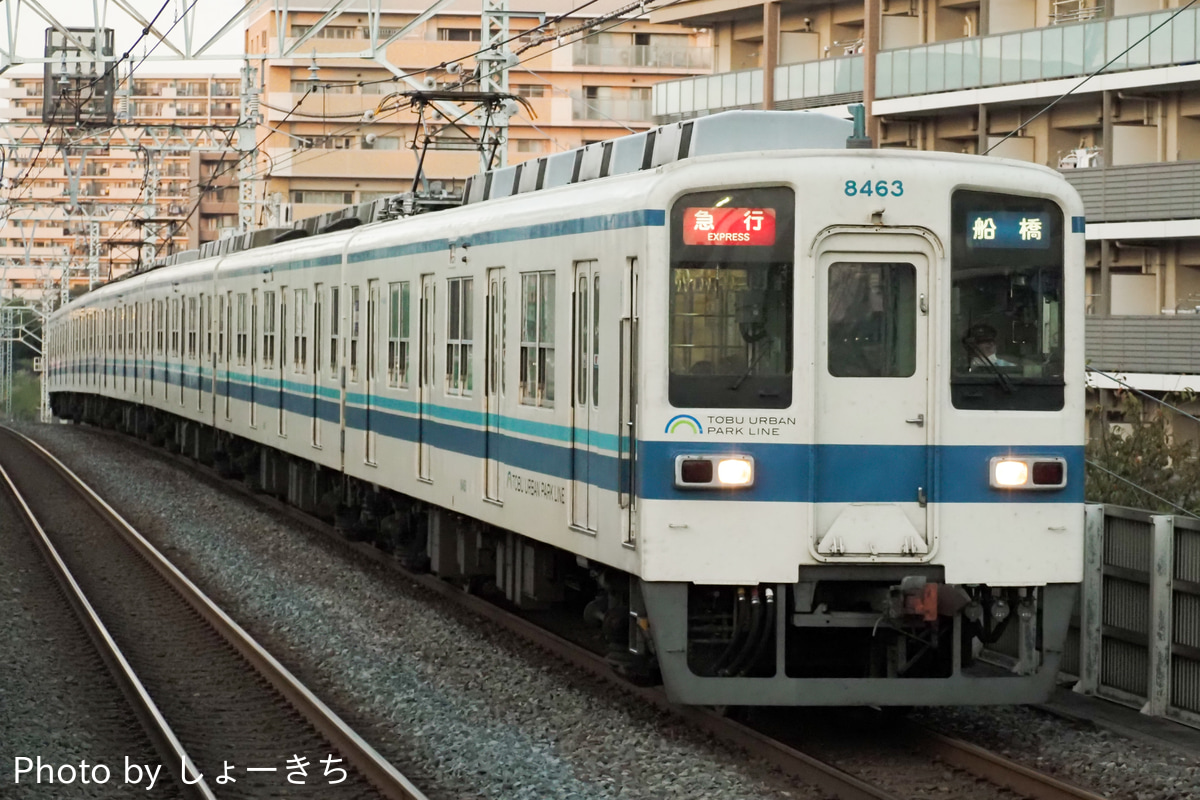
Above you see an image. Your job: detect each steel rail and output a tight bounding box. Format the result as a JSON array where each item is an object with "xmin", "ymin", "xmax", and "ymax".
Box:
[
  {"xmin": 1, "ymin": 425, "xmax": 428, "ymax": 800},
  {"xmin": 905, "ymin": 724, "xmax": 1111, "ymax": 800},
  {"xmin": 0, "ymin": 458, "xmax": 217, "ymax": 800},
  {"xmin": 73, "ymin": 424, "xmax": 1114, "ymax": 800},
  {"xmin": 145, "ymin": 436, "xmax": 900, "ymax": 800}
]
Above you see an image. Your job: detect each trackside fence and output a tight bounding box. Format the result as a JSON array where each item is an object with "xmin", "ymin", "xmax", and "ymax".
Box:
[{"xmin": 1070, "ymin": 504, "xmax": 1200, "ymax": 727}]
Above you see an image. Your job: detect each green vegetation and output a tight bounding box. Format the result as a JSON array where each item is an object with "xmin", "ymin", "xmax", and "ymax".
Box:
[
  {"xmin": 6, "ymin": 370, "xmax": 42, "ymax": 421},
  {"xmin": 1085, "ymin": 392, "xmax": 1200, "ymax": 515}
]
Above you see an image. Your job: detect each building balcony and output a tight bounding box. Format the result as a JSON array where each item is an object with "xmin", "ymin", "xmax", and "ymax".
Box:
[
  {"xmin": 572, "ymin": 96, "xmax": 653, "ymax": 123},
  {"xmin": 879, "ymin": 7, "xmax": 1200, "ymax": 100},
  {"xmin": 572, "ymin": 43, "xmax": 712, "ymax": 71},
  {"xmin": 652, "ymin": 55, "xmax": 861, "ymax": 122},
  {"xmin": 653, "ymin": 6, "xmax": 1200, "ymax": 121},
  {"xmin": 1087, "ymin": 316, "xmax": 1200, "ymax": 375},
  {"xmin": 1062, "ymin": 161, "xmax": 1200, "ymax": 224}
]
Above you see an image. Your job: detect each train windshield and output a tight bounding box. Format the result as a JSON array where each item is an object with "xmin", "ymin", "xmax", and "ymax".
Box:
[
  {"xmin": 950, "ymin": 190, "xmax": 1065, "ymax": 411},
  {"xmin": 668, "ymin": 187, "xmax": 795, "ymax": 409}
]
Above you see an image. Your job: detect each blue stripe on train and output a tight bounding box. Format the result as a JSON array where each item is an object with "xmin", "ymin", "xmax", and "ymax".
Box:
[{"xmin": 59, "ymin": 362, "xmax": 1082, "ymax": 504}]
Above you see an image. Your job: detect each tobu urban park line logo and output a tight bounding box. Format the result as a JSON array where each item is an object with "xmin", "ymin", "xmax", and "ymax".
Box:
[{"xmin": 665, "ymin": 414, "xmax": 703, "ymax": 434}]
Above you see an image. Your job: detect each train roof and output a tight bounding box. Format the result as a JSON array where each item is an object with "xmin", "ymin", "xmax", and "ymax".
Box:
[{"xmin": 128, "ymin": 111, "xmax": 851, "ymax": 274}]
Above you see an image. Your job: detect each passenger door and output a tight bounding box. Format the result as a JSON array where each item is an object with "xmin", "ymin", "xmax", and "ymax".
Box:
[
  {"xmin": 813, "ymin": 231, "xmax": 935, "ymax": 560},
  {"xmin": 485, "ymin": 267, "xmax": 505, "ymax": 502},
  {"xmin": 418, "ymin": 273, "xmax": 435, "ymax": 481},
  {"xmin": 571, "ymin": 260, "xmax": 600, "ymax": 533},
  {"xmin": 365, "ymin": 280, "xmax": 379, "ymax": 464}
]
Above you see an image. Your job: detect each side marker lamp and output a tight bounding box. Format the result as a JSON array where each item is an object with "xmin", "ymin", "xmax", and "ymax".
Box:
[
  {"xmin": 989, "ymin": 456, "xmax": 1067, "ymax": 490},
  {"xmin": 675, "ymin": 455, "xmax": 755, "ymax": 489}
]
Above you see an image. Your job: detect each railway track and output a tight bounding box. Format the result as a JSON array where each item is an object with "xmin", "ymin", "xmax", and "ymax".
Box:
[
  {"xmin": 18, "ymin": 421, "xmax": 1117, "ymax": 800},
  {"xmin": 67, "ymin": 426, "xmax": 1115, "ymax": 800},
  {"xmin": 0, "ymin": 424, "xmax": 426, "ymax": 800}
]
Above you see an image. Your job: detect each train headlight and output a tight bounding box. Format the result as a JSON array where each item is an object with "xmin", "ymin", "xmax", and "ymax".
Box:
[
  {"xmin": 993, "ymin": 459, "xmax": 1028, "ymax": 487},
  {"xmin": 989, "ymin": 456, "xmax": 1067, "ymax": 490},
  {"xmin": 717, "ymin": 458, "xmax": 754, "ymax": 486},
  {"xmin": 675, "ymin": 455, "xmax": 755, "ymax": 489}
]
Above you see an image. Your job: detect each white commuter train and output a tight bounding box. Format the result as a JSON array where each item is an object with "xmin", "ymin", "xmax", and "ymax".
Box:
[{"xmin": 46, "ymin": 111, "xmax": 1085, "ymax": 706}]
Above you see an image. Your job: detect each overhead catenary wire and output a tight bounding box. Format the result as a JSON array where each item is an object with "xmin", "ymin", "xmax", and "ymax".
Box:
[
  {"xmin": 984, "ymin": 0, "xmax": 1197, "ymax": 155},
  {"xmin": 52, "ymin": 0, "xmax": 691, "ymax": 269},
  {"xmin": 1084, "ymin": 459, "xmax": 1200, "ymax": 519},
  {"xmin": 253, "ymin": 0, "xmax": 691, "ymax": 183}
]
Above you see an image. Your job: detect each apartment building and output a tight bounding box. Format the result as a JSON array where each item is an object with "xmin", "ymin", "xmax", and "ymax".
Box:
[
  {"xmin": 244, "ymin": 0, "xmax": 711, "ymax": 222},
  {"xmin": 0, "ymin": 73, "xmax": 241, "ymax": 294},
  {"xmin": 648, "ymin": 0, "xmax": 1200, "ymax": 434}
]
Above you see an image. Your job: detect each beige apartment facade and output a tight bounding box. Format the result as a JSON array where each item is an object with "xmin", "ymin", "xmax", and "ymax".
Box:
[
  {"xmin": 0, "ymin": 73, "xmax": 241, "ymax": 294},
  {"xmin": 647, "ymin": 0, "xmax": 1200, "ymax": 414},
  {"xmin": 243, "ymin": 0, "xmax": 711, "ymax": 223}
]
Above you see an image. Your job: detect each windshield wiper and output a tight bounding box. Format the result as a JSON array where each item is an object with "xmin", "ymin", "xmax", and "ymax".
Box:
[{"xmin": 729, "ymin": 347, "xmax": 768, "ymax": 391}]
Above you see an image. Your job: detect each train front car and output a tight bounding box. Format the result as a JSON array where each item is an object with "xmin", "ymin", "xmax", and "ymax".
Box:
[{"xmin": 637, "ymin": 150, "xmax": 1084, "ymax": 706}]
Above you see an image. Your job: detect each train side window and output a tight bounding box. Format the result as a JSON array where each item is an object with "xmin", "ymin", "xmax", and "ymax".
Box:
[
  {"xmin": 204, "ymin": 295, "xmax": 212, "ymax": 357},
  {"xmin": 388, "ymin": 281, "xmax": 410, "ymax": 388},
  {"xmin": 171, "ymin": 299, "xmax": 180, "ymax": 355},
  {"xmin": 188, "ymin": 296, "xmax": 198, "ymax": 357},
  {"xmin": 350, "ymin": 285, "xmax": 360, "ymax": 382},
  {"xmin": 294, "ymin": 288, "xmax": 308, "ymax": 373},
  {"xmin": 446, "ymin": 277, "xmax": 473, "ymax": 396},
  {"xmin": 520, "ymin": 271, "xmax": 555, "ymax": 407},
  {"xmin": 313, "ymin": 285, "xmax": 323, "ymax": 373},
  {"xmin": 827, "ymin": 262, "xmax": 916, "ymax": 378},
  {"xmin": 329, "ymin": 285, "xmax": 340, "ymax": 376},
  {"xmin": 218, "ymin": 294, "xmax": 227, "ymax": 362},
  {"xmin": 236, "ymin": 293, "xmax": 248, "ymax": 365},
  {"xmin": 263, "ymin": 290, "xmax": 277, "ymax": 368}
]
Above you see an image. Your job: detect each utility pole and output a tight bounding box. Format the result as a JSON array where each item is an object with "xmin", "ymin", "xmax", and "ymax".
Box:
[
  {"xmin": 477, "ymin": 0, "xmax": 513, "ymax": 170},
  {"xmin": 238, "ymin": 61, "xmax": 261, "ymax": 233}
]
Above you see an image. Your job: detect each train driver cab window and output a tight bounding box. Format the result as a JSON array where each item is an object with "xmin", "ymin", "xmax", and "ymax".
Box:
[
  {"xmin": 950, "ymin": 190, "xmax": 1065, "ymax": 411},
  {"xmin": 827, "ymin": 263, "xmax": 916, "ymax": 378},
  {"xmin": 669, "ymin": 186, "xmax": 794, "ymax": 409}
]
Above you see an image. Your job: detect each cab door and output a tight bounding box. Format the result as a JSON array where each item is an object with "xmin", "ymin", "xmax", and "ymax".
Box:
[{"xmin": 813, "ymin": 230, "xmax": 936, "ymax": 560}]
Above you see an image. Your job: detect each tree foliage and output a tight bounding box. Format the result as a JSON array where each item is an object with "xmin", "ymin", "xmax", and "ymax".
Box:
[{"xmin": 1086, "ymin": 392, "xmax": 1200, "ymax": 515}]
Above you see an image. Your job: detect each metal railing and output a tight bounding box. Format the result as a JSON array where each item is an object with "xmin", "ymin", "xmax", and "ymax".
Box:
[
  {"xmin": 987, "ymin": 504, "xmax": 1200, "ymax": 727},
  {"xmin": 878, "ymin": 6, "xmax": 1197, "ymax": 99},
  {"xmin": 1075, "ymin": 505, "xmax": 1200, "ymax": 727},
  {"xmin": 1085, "ymin": 316, "xmax": 1200, "ymax": 375},
  {"xmin": 652, "ymin": 55, "xmax": 862, "ymax": 121},
  {"xmin": 572, "ymin": 43, "xmax": 712, "ymax": 70},
  {"xmin": 1061, "ymin": 160, "xmax": 1200, "ymax": 223},
  {"xmin": 572, "ymin": 96, "xmax": 653, "ymax": 122}
]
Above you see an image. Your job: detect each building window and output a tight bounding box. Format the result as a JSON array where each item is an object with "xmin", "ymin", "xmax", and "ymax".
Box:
[
  {"xmin": 362, "ymin": 135, "xmax": 400, "ymax": 150},
  {"xmin": 290, "ymin": 24, "xmax": 357, "ymax": 39},
  {"xmin": 514, "ymin": 139, "xmax": 546, "ymax": 153},
  {"xmin": 289, "ymin": 190, "xmax": 354, "ymax": 205},
  {"xmin": 388, "ymin": 281, "xmax": 410, "ymax": 387},
  {"xmin": 519, "ymin": 271, "xmax": 554, "ymax": 407},
  {"xmin": 302, "ymin": 136, "xmax": 353, "ymax": 150},
  {"xmin": 438, "ymin": 28, "xmax": 481, "ymax": 41},
  {"xmin": 445, "ymin": 277, "xmax": 473, "ymax": 396},
  {"xmin": 512, "ymin": 84, "xmax": 546, "ymax": 98}
]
